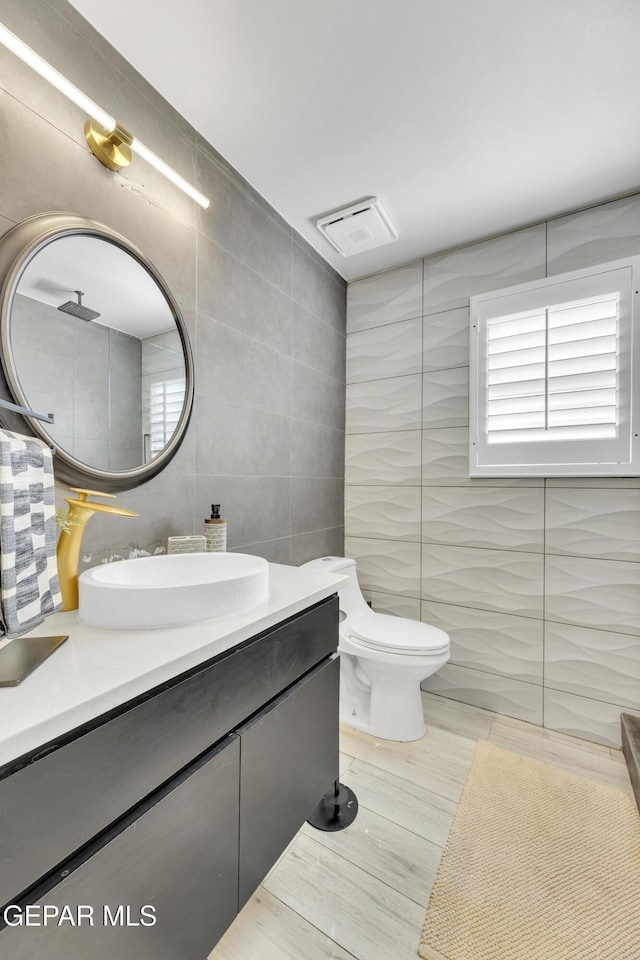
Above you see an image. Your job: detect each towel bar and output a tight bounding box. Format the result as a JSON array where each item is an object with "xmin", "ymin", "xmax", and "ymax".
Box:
[{"xmin": 0, "ymin": 398, "xmax": 54, "ymax": 424}]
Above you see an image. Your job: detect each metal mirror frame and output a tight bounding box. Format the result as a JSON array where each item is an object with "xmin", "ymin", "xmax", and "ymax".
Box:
[{"xmin": 0, "ymin": 212, "xmax": 194, "ymax": 491}]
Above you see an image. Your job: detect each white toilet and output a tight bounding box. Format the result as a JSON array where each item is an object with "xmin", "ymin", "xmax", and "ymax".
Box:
[{"xmin": 302, "ymin": 557, "xmax": 450, "ymax": 742}]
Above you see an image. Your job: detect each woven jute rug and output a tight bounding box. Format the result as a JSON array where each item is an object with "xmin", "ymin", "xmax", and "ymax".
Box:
[{"xmin": 418, "ymin": 739, "xmax": 640, "ymax": 960}]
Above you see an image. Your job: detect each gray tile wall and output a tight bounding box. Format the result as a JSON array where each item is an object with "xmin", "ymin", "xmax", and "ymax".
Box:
[
  {"xmin": 346, "ymin": 197, "xmax": 640, "ymax": 746},
  {"xmin": 11, "ymin": 294, "xmax": 142, "ymax": 469},
  {"xmin": 0, "ymin": 0, "xmax": 346, "ymax": 567}
]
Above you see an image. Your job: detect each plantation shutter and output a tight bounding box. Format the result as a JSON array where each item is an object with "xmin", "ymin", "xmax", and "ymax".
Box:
[
  {"xmin": 486, "ymin": 294, "xmax": 618, "ymax": 445},
  {"xmin": 469, "ymin": 258, "xmax": 638, "ymax": 477},
  {"xmin": 149, "ymin": 377, "xmax": 185, "ymax": 457}
]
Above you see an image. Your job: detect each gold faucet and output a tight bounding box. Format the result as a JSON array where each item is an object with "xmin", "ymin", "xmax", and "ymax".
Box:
[{"xmin": 56, "ymin": 488, "xmax": 139, "ymax": 611}]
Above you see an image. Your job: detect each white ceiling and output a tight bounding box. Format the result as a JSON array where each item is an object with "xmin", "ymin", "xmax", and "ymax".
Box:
[{"xmin": 68, "ymin": 0, "xmax": 640, "ymax": 282}]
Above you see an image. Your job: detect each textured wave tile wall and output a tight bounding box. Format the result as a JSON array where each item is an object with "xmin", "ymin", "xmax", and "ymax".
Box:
[
  {"xmin": 547, "ymin": 194, "xmax": 640, "ymax": 276},
  {"xmin": 422, "ymin": 486, "xmax": 544, "ymax": 552},
  {"xmin": 545, "ymin": 488, "xmax": 640, "ymax": 561},
  {"xmin": 422, "ymin": 426, "xmax": 470, "ymax": 484},
  {"xmin": 366, "ymin": 590, "xmax": 422, "ymax": 619},
  {"xmin": 422, "ymin": 224, "xmax": 546, "ymax": 315},
  {"xmin": 346, "ymin": 430, "xmax": 421, "ymax": 486},
  {"xmin": 346, "ymin": 375, "xmax": 422, "ymax": 434},
  {"xmin": 346, "ymin": 317, "xmax": 422, "ymax": 384},
  {"xmin": 545, "ymin": 554, "xmax": 640, "ymax": 636},
  {"xmin": 424, "ymin": 662, "xmax": 544, "ymax": 724},
  {"xmin": 422, "ymin": 367, "xmax": 468, "ymax": 428},
  {"xmin": 421, "ymin": 600, "xmax": 543, "ymax": 683},
  {"xmin": 422, "ymin": 306, "xmax": 469, "ymax": 372},
  {"xmin": 347, "ymin": 260, "xmax": 422, "ymax": 333},
  {"xmin": 421, "ymin": 427, "xmax": 543, "ymax": 487},
  {"xmin": 543, "ymin": 688, "xmax": 640, "ymax": 748},
  {"xmin": 345, "ymin": 486, "xmax": 421, "ymax": 541},
  {"xmin": 345, "ymin": 536, "xmax": 420, "ymax": 597},
  {"xmin": 545, "ymin": 621, "xmax": 640, "ymax": 710},
  {"xmin": 345, "ymin": 190, "xmax": 640, "ymax": 745},
  {"xmin": 422, "ymin": 543, "xmax": 544, "ymax": 618}
]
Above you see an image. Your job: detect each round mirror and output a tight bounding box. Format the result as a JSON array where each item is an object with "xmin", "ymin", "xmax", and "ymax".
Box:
[{"xmin": 0, "ymin": 214, "xmax": 194, "ymax": 490}]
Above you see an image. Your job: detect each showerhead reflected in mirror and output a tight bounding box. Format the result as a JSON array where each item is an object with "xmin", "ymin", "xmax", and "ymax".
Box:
[{"xmin": 0, "ymin": 214, "xmax": 193, "ymax": 491}]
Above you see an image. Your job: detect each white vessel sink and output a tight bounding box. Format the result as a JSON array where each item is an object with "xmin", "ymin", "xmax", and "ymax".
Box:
[{"xmin": 78, "ymin": 553, "xmax": 269, "ymax": 629}]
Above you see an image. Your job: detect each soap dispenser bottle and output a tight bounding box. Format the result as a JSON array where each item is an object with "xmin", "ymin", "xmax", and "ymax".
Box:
[{"xmin": 204, "ymin": 504, "xmax": 227, "ymax": 552}]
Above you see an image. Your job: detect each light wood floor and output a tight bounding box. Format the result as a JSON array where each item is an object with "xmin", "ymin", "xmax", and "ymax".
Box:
[{"xmin": 210, "ymin": 693, "xmax": 632, "ymax": 960}]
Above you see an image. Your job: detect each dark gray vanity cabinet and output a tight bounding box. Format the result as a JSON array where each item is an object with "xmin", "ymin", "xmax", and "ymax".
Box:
[
  {"xmin": 1, "ymin": 736, "xmax": 242, "ymax": 960},
  {"xmin": 238, "ymin": 655, "xmax": 339, "ymax": 907},
  {"xmin": 0, "ymin": 595, "xmax": 339, "ymax": 960}
]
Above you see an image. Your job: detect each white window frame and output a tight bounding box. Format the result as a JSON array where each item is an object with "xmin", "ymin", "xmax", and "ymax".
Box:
[
  {"xmin": 148, "ymin": 376, "xmax": 186, "ymax": 459},
  {"xmin": 469, "ymin": 256, "xmax": 640, "ymax": 477}
]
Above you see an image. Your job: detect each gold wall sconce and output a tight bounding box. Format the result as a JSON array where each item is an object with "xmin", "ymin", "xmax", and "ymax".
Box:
[{"xmin": 0, "ymin": 22, "xmax": 210, "ymax": 209}]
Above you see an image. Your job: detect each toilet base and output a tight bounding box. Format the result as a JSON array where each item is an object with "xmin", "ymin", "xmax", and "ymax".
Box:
[
  {"xmin": 339, "ymin": 698, "xmax": 425, "ymax": 741},
  {"xmin": 369, "ymin": 683, "xmax": 425, "ymax": 741},
  {"xmin": 339, "ymin": 649, "xmax": 449, "ymax": 742}
]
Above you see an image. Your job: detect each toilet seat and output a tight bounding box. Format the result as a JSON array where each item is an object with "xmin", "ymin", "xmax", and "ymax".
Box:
[{"xmin": 346, "ymin": 613, "xmax": 450, "ymax": 656}]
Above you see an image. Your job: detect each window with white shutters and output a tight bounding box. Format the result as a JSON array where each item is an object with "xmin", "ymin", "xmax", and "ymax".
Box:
[
  {"xmin": 469, "ymin": 258, "xmax": 639, "ymax": 477},
  {"xmin": 149, "ymin": 377, "xmax": 185, "ymax": 458}
]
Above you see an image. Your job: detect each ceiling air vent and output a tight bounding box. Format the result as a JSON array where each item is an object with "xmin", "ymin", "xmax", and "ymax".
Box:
[{"xmin": 316, "ymin": 197, "xmax": 398, "ymax": 257}]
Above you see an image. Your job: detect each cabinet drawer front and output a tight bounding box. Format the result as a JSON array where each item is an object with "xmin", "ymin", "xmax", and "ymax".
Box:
[
  {"xmin": 0, "ymin": 595, "xmax": 338, "ymax": 906},
  {"xmin": 0, "ymin": 736, "xmax": 240, "ymax": 960},
  {"xmin": 238, "ymin": 655, "xmax": 340, "ymax": 906}
]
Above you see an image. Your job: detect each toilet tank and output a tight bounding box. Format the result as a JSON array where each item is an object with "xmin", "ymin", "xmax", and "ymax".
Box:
[{"xmin": 300, "ymin": 557, "xmax": 369, "ymax": 618}]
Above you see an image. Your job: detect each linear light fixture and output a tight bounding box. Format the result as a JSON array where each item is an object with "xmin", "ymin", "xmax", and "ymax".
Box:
[{"xmin": 0, "ymin": 22, "xmax": 210, "ymax": 208}]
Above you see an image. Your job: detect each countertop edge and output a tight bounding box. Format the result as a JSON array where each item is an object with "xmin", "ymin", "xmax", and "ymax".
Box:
[{"xmin": 0, "ymin": 563, "xmax": 345, "ymax": 769}]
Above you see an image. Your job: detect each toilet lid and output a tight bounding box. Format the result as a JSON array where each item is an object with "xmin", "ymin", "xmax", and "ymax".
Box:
[{"xmin": 347, "ymin": 613, "xmax": 449, "ymax": 655}]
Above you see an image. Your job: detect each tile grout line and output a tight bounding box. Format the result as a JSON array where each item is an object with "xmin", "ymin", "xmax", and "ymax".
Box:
[
  {"xmin": 337, "ymin": 754, "xmax": 468, "ymax": 805},
  {"xmin": 306, "ymin": 795, "xmax": 448, "ymax": 849},
  {"xmin": 299, "ymin": 829, "xmax": 434, "ymax": 911},
  {"xmin": 256, "ymin": 885, "xmax": 362, "ymax": 960},
  {"xmin": 348, "ymin": 305, "xmax": 471, "ymax": 339},
  {"xmin": 347, "ymin": 364, "xmax": 468, "ymax": 388},
  {"xmin": 336, "ymin": 751, "xmax": 462, "ymax": 803},
  {"xmin": 195, "ymin": 303, "xmax": 346, "ymax": 381}
]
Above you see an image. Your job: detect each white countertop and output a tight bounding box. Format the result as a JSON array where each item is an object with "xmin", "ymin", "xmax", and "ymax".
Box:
[{"xmin": 0, "ymin": 563, "xmax": 345, "ymax": 769}]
